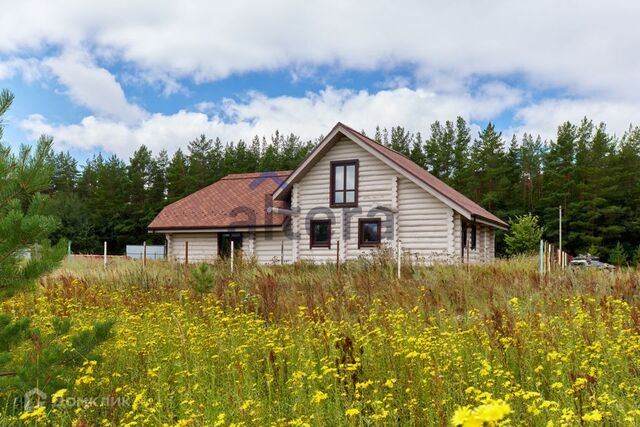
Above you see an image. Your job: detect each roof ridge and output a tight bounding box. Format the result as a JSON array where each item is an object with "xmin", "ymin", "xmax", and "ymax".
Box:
[
  {"xmin": 337, "ymin": 122, "xmax": 416, "ymax": 162},
  {"xmin": 221, "ymin": 170, "xmax": 293, "ymax": 180}
]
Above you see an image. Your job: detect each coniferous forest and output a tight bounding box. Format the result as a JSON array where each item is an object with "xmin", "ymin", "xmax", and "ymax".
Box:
[{"xmin": 46, "ymin": 118, "xmax": 640, "ymax": 261}]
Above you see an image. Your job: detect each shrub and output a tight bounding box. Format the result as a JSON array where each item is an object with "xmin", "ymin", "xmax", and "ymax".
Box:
[{"xmin": 504, "ymin": 214, "xmax": 544, "ymax": 256}]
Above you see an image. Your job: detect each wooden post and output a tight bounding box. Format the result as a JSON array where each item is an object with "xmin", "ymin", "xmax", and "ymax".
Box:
[
  {"xmin": 397, "ymin": 240, "xmax": 401, "ymax": 279},
  {"xmin": 280, "ymin": 241, "xmax": 284, "ymax": 265},
  {"xmin": 103, "ymin": 241, "xmax": 107, "ymax": 270},
  {"xmin": 143, "ymin": 241, "xmax": 147, "ymax": 268},
  {"xmin": 230, "ymin": 240, "xmax": 234, "ymax": 275},
  {"xmin": 185, "ymin": 241, "xmax": 189, "ymax": 265},
  {"xmin": 336, "ymin": 240, "xmax": 340, "ymax": 276}
]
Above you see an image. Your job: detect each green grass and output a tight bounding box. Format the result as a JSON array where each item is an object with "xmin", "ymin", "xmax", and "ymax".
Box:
[{"xmin": 3, "ymin": 256, "xmax": 640, "ymax": 426}]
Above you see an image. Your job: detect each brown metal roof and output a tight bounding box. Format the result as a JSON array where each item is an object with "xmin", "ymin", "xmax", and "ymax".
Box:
[
  {"xmin": 336, "ymin": 122, "xmax": 507, "ymax": 228},
  {"xmin": 148, "ymin": 171, "xmax": 292, "ymax": 230}
]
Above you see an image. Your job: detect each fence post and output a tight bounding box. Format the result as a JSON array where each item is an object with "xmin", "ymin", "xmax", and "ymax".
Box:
[
  {"xmin": 185, "ymin": 241, "xmax": 189, "ymax": 265},
  {"xmin": 466, "ymin": 233, "xmax": 470, "ymax": 271},
  {"xmin": 336, "ymin": 240, "xmax": 340, "ymax": 276},
  {"xmin": 103, "ymin": 241, "xmax": 107, "ymax": 270},
  {"xmin": 280, "ymin": 240, "xmax": 284, "ymax": 265},
  {"xmin": 539, "ymin": 240, "xmax": 544, "ymax": 275},
  {"xmin": 397, "ymin": 240, "xmax": 401, "ymax": 279},
  {"xmin": 230, "ymin": 240, "xmax": 234, "ymax": 275},
  {"xmin": 143, "ymin": 241, "xmax": 147, "ymax": 269}
]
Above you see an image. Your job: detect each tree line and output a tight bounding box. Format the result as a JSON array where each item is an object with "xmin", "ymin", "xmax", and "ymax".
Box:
[{"xmin": 47, "ymin": 117, "xmax": 640, "ymax": 261}]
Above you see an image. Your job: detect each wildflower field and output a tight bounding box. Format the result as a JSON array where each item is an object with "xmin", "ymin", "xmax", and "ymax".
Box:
[{"xmin": 2, "ymin": 257, "xmax": 640, "ymax": 426}]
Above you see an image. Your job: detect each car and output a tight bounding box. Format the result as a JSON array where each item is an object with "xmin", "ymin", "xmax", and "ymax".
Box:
[{"xmin": 570, "ymin": 255, "xmax": 615, "ymax": 271}]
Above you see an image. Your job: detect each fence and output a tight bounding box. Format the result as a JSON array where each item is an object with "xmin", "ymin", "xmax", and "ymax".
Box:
[
  {"xmin": 126, "ymin": 245, "xmax": 166, "ymax": 260},
  {"xmin": 539, "ymin": 239, "xmax": 569, "ymax": 275}
]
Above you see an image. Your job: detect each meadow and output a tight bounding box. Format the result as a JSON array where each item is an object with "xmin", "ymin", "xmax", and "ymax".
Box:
[{"xmin": 3, "ymin": 255, "xmax": 640, "ymax": 426}]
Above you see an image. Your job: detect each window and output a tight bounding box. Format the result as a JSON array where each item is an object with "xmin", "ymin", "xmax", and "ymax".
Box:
[
  {"xmin": 358, "ymin": 218, "xmax": 381, "ymax": 248},
  {"xmin": 330, "ymin": 160, "xmax": 358, "ymax": 207},
  {"xmin": 310, "ymin": 220, "xmax": 331, "ymax": 248}
]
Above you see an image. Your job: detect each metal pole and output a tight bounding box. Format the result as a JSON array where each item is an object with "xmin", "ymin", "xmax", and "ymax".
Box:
[
  {"xmin": 143, "ymin": 241, "xmax": 147, "ymax": 269},
  {"xmin": 336, "ymin": 240, "xmax": 340, "ymax": 276},
  {"xmin": 397, "ymin": 240, "xmax": 401, "ymax": 279},
  {"xmin": 280, "ymin": 241, "xmax": 284, "ymax": 265},
  {"xmin": 559, "ymin": 205, "xmax": 562, "ymax": 266},
  {"xmin": 103, "ymin": 241, "xmax": 107, "ymax": 270},
  {"xmin": 185, "ymin": 241, "xmax": 189, "ymax": 265},
  {"xmin": 539, "ymin": 240, "xmax": 544, "ymax": 275},
  {"xmin": 230, "ymin": 240, "xmax": 234, "ymax": 275},
  {"xmin": 67, "ymin": 241, "xmax": 71, "ymax": 257}
]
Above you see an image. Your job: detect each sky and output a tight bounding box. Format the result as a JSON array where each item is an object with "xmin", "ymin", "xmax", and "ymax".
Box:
[{"xmin": 1, "ymin": 0, "xmax": 640, "ymax": 161}]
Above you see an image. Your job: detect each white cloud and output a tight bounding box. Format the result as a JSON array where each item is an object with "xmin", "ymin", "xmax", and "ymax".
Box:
[
  {"xmin": 514, "ymin": 99, "xmax": 640, "ymax": 141},
  {"xmin": 1, "ymin": 1, "xmax": 639, "ymax": 99},
  {"xmin": 43, "ymin": 50, "xmax": 146, "ymax": 123},
  {"xmin": 0, "ymin": 57, "xmax": 46, "ymax": 82},
  {"xmin": 194, "ymin": 101, "xmax": 215, "ymax": 113},
  {"xmin": 20, "ymin": 84, "xmax": 523, "ymax": 157}
]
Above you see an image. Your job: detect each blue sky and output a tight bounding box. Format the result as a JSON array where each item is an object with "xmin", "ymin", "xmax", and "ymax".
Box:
[{"xmin": 1, "ymin": 1, "xmax": 639, "ymax": 161}]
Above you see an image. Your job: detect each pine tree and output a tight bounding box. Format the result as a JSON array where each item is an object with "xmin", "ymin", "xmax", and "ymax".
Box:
[
  {"xmin": 186, "ymin": 134, "xmax": 214, "ymax": 192},
  {"xmin": 541, "ymin": 122, "xmax": 576, "ymax": 248},
  {"xmin": 389, "ymin": 126, "xmax": 412, "ymax": 157},
  {"xmin": 469, "ymin": 123, "xmax": 509, "ymax": 213},
  {"xmin": 0, "ymin": 89, "xmax": 67, "ymax": 294},
  {"xmin": 451, "ymin": 117, "xmax": 472, "ymax": 194},
  {"xmin": 167, "ymin": 149, "xmax": 189, "ymax": 202}
]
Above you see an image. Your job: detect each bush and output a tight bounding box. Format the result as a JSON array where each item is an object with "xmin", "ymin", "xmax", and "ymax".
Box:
[
  {"xmin": 190, "ymin": 263, "xmax": 214, "ymax": 293},
  {"xmin": 608, "ymin": 242, "xmax": 627, "ymax": 267},
  {"xmin": 504, "ymin": 214, "xmax": 544, "ymax": 256}
]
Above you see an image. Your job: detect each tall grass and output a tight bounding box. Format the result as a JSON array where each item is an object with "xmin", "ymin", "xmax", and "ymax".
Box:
[{"xmin": 3, "ymin": 256, "xmax": 640, "ymax": 425}]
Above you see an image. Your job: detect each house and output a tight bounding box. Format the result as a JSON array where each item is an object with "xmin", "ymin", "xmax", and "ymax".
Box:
[{"xmin": 148, "ymin": 122, "xmax": 508, "ymax": 264}]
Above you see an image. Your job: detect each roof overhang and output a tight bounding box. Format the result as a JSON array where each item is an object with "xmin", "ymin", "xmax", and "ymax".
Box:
[
  {"xmin": 149, "ymin": 223, "xmax": 286, "ymax": 234},
  {"xmin": 474, "ymin": 215, "xmax": 509, "ymax": 231}
]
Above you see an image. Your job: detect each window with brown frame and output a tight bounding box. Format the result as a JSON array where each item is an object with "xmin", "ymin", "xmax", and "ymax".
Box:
[
  {"xmin": 358, "ymin": 218, "xmax": 381, "ymax": 248},
  {"xmin": 310, "ymin": 219, "xmax": 331, "ymax": 248},
  {"xmin": 330, "ymin": 160, "xmax": 358, "ymax": 207}
]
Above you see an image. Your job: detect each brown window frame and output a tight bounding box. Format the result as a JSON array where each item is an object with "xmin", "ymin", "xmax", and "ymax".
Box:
[
  {"xmin": 330, "ymin": 160, "xmax": 359, "ymax": 208},
  {"xmin": 358, "ymin": 218, "xmax": 382, "ymax": 248},
  {"xmin": 310, "ymin": 219, "xmax": 331, "ymax": 249}
]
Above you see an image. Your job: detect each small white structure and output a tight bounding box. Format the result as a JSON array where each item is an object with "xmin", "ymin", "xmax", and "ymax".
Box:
[
  {"xmin": 149, "ymin": 123, "xmax": 507, "ymax": 264},
  {"xmin": 126, "ymin": 245, "xmax": 166, "ymax": 260}
]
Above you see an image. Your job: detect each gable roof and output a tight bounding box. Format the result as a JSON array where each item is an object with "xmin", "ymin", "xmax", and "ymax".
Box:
[
  {"xmin": 273, "ymin": 122, "xmax": 508, "ymax": 229},
  {"xmin": 148, "ymin": 171, "xmax": 292, "ymax": 231}
]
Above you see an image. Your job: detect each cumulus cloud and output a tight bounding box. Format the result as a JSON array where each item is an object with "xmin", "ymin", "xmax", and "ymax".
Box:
[
  {"xmin": 43, "ymin": 50, "xmax": 146, "ymax": 123},
  {"xmin": 0, "ymin": 57, "xmax": 46, "ymax": 82},
  {"xmin": 1, "ymin": 1, "xmax": 639, "ymax": 98},
  {"xmin": 513, "ymin": 99, "xmax": 640, "ymax": 140},
  {"xmin": 20, "ymin": 84, "xmax": 524, "ymax": 157}
]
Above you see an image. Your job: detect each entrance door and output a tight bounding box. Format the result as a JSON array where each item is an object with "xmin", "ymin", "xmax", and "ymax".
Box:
[{"xmin": 218, "ymin": 232, "xmax": 243, "ymax": 258}]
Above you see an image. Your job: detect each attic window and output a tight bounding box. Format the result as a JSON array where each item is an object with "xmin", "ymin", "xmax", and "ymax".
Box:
[{"xmin": 330, "ymin": 160, "xmax": 358, "ymax": 207}]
